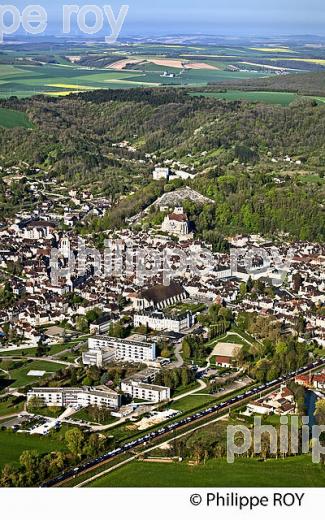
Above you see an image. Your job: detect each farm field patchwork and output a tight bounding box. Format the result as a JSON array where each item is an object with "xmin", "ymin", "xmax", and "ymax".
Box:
[
  {"xmin": 0, "ymin": 60, "xmax": 270, "ymax": 98},
  {"xmin": 0, "ymin": 42, "xmax": 324, "ymax": 84},
  {"xmin": 250, "ymin": 47, "xmax": 297, "ymax": 53},
  {"xmin": 1, "ymin": 41, "xmax": 324, "ymax": 98}
]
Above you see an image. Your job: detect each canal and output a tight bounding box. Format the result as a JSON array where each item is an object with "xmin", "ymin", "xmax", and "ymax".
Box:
[{"xmin": 305, "ymin": 389, "xmax": 317, "ymax": 428}]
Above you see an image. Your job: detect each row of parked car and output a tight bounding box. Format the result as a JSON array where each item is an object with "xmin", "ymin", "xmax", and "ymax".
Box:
[{"xmin": 42, "ymin": 357, "xmax": 325, "ymax": 487}]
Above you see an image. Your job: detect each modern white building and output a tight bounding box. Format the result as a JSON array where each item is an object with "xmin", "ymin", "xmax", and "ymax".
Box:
[
  {"xmin": 121, "ymin": 380, "xmax": 170, "ymax": 403},
  {"xmin": 83, "ymin": 335, "xmax": 157, "ymax": 367},
  {"xmin": 134, "ymin": 310, "xmax": 194, "ymax": 333},
  {"xmin": 27, "ymin": 386, "xmax": 121, "ymax": 409},
  {"xmin": 82, "ymin": 347, "xmax": 115, "ymax": 368}
]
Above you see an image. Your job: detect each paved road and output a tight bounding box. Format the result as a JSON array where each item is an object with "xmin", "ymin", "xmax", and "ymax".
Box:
[
  {"xmin": 0, "ymin": 355, "xmax": 79, "ymax": 368},
  {"xmin": 0, "ymin": 345, "xmax": 38, "ymax": 354},
  {"xmin": 169, "ymin": 341, "xmax": 184, "ymax": 369},
  {"xmin": 1, "ymin": 415, "xmax": 28, "ymax": 429},
  {"xmin": 0, "ymin": 413, "xmax": 20, "ymax": 421},
  {"xmin": 31, "ymin": 356, "xmax": 79, "ymax": 368},
  {"xmin": 171, "ymin": 379, "xmax": 207, "ymax": 402}
]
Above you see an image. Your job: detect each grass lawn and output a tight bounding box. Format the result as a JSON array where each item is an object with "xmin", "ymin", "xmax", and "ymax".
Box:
[
  {"xmin": 172, "ymin": 394, "xmax": 216, "ymax": 412},
  {"xmin": 0, "ymin": 340, "xmax": 81, "ymax": 358},
  {"xmin": 7, "ymin": 360, "xmax": 65, "ymax": 388},
  {"xmin": 70, "ymin": 407, "xmax": 119, "ymax": 426},
  {"xmin": 0, "ymin": 348, "xmax": 36, "ymax": 358},
  {"xmin": 206, "ymin": 330, "xmax": 252, "ymax": 351},
  {"xmin": 0, "ymin": 396, "xmax": 24, "ymax": 418},
  {"xmin": 231, "ymin": 326, "xmax": 256, "ymax": 344},
  {"xmin": 0, "ymin": 429, "xmax": 68, "ymax": 470},
  {"xmin": 219, "ymin": 334, "xmax": 250, "ymax": 345},
  {"xmin": 172, "ymin": 381, "xmax": 201, "ymax": 398},
  {"xmin": 29, "ymin": 406, "xmax": 65, "ymax": 419},
  {"xmin": 90, "ymin": 456, "xmax": 325, "ymax": 487},
  {"xmin": 0, "ymin": 107, "xmax": 33, "ymax": 128}
]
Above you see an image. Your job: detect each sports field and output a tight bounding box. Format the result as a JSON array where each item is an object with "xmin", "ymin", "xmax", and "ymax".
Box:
[{"xmin": 90, "ymin": 456, "xmax": 325, "ymax": 488}]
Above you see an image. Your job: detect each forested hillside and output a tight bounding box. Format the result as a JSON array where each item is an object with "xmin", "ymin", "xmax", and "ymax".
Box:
[{"xmin": 0, "ymin": 89, "xmax": 324, "ymax": 242}]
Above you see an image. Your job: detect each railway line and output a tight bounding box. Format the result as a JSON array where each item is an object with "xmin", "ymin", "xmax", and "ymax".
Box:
[{"xmin": 42, "ymin": 357, "xmax": 325, "ymax": 488}]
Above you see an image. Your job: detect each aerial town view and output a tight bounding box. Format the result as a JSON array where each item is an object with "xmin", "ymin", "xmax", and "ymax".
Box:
[{"xmin": 0, "ymin": 1, "xmax": 324, "ymax": 517}]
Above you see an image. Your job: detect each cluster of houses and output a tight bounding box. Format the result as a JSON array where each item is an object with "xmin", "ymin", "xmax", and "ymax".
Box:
[
  {"xmin": 246, "ymin": 385, "xmax": 296, "ymax": 416},
  {"xmin": 0, "ymin": 165, "xmax": 324, "ymax": 417},
  {"xmin": 295, "ymin": 371, "xmax": 325, "ymax": 392},
  {"xmin": 0, "ymin": 211, "xmax": 324, "ymax": 349}
]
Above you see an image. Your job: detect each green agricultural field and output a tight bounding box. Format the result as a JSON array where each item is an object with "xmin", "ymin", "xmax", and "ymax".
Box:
[
  {"xmin": 191, "ymin": 90, "xmax": 300, "ymax": 106},
  {"xmin": 0, "ymin": 60, "xmax": 271, "ymax": 98},
  {"xmin": 90, "ymin": 456, "xmax": 325, "ymax": 488},
  {"xmin": 0, "ymin": 107, "xmax": 33, "ymax": 128},
  {"xmin": 1, "ymin": 42, "xmax": 325, "ymax": 98}
]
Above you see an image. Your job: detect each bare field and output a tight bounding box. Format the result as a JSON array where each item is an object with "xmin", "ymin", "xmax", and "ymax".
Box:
[
  {"xmin": 185, "ymin": 62, "xmax": 219, "ymax": 70},
  {"xmin": 149, "ymin": 58, "xmax": 187, "ymax": 68},
  {"xmin": 107, "ymin": 58, "xmax": 219, "ymax": 71},
  {"xmin": 107, "ymin": 59, "xmax": 144, "ymax": 70}
]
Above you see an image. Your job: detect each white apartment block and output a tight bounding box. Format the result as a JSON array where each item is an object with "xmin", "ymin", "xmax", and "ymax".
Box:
[
  {"xmin": 82, "ymin": 348, "xmax": 115, "ymax": 368},
  {"xmin": 121, "ymin": 380, "xmax": 170, "ymax": 403},
  {"xmin": 27, "ymin": 386, "xmax": 121, "ymax": 409},
  {"xmin": 134, "ymin": 310, "xmax": 193, "ymax": 333},
  {"xmin": 83, "ymin": 336, "xmax": 157, "ymax": 367}
]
